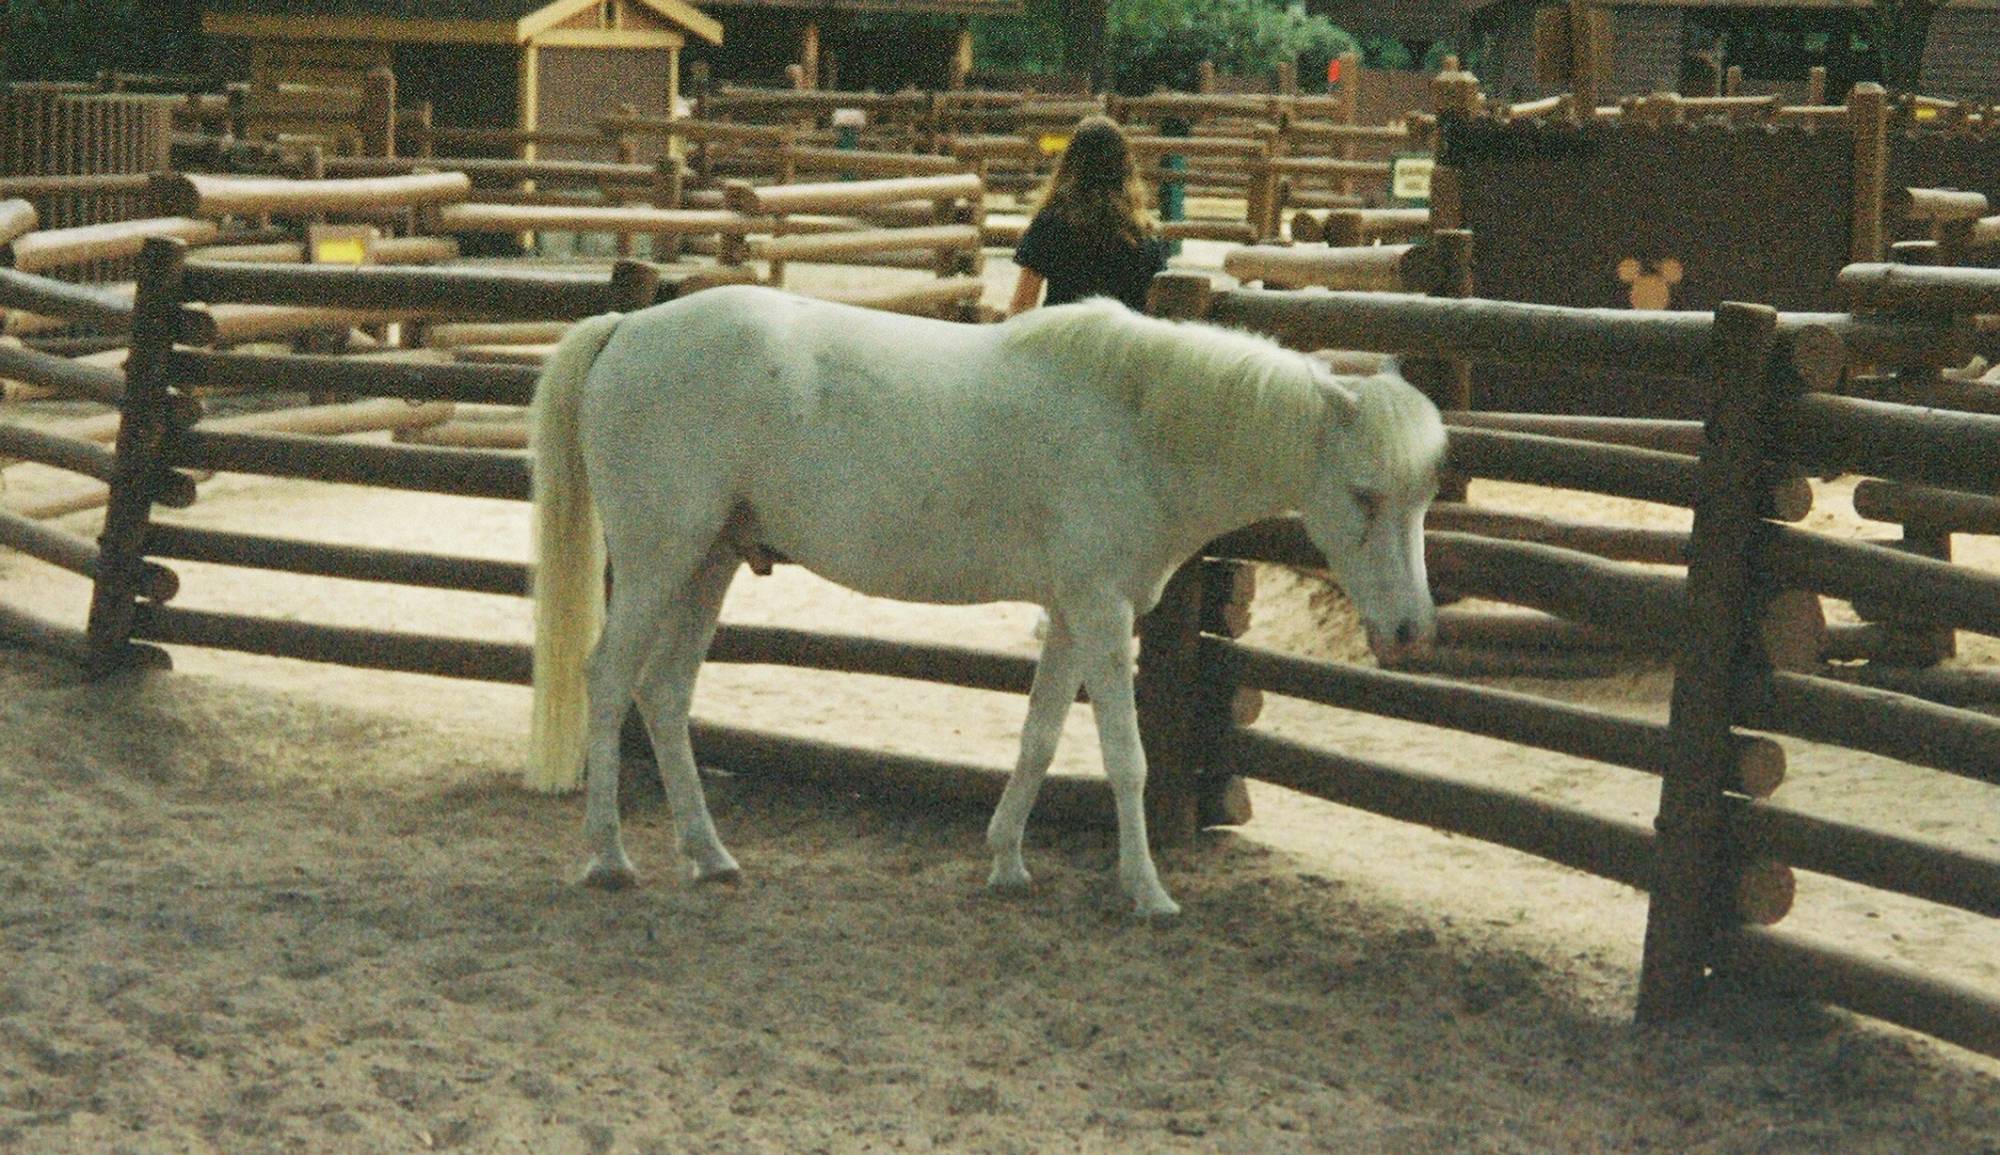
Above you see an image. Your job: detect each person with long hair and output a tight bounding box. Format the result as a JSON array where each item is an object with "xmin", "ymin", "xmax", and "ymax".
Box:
[{"xmin": 1008, "ymin": 116, "xmax": 1168, "ymax": 315}]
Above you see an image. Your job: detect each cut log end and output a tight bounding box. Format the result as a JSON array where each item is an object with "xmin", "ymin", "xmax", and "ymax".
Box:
[{"xmin": 1736, "ymin": 860, "xmax": 1797, "ymax": 926}]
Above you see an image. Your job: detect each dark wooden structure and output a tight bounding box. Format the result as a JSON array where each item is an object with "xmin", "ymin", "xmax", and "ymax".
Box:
[
  {"xmin": 1466, "ymin": 0, "xmax": 2000, "ymax": 106},
  {"xmin": 685, "ymin": 0, "xmax": 1019, "ymax": 92},
  {"xmin": 1437, "ymin": 85, "xmax": 2000, "ymax": 416}
]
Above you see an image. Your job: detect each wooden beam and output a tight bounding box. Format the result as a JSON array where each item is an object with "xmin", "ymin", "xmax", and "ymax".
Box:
[
  {"xmin": 1228, "ymin": 729, "xmax": 1656, "ymax": 892},
  {"xmin": 1726, "ymin": 927, "xmax": 2000, "ymax": 1061},
  {"xmin": 534, "ymin": 27, "xmax": 686, "ymax": 50},
  {"xmin": 201, "ymin": 13, "xmax": 518, "ymax": 46}
]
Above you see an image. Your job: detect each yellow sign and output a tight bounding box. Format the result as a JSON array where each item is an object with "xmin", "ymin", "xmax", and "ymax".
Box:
[
  {"xmin": 1038, "ymin": 133, "xmax": 1071, "ymax": 156},
  {"xmin": 313, "ymin": 236, "xmax": 370, "ymax": 265},
  {"xmin": 1391, "ymin": 155, "xmax": 1434, "ymax": 204},
  {"xmin": 308, "ymin": 223, "xmax": 376, "ymax": 266}
]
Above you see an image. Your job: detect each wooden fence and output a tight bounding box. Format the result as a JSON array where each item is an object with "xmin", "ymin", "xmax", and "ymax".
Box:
[
  {"xmin": 0, "ymin": 254, "xmax": 464, "ymax": 654},
  {"xmin": 1140, "ymin": 270, "xmax": 2000, "ymax": 1055},
  {"xmin": 9, "ymin": 230, "xmax": 1998, "ymax": 1061}
]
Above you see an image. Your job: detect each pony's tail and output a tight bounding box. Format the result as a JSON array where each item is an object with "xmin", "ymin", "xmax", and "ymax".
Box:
[{"xmin": 527, "ymin": 312, "xmax": 623, "ymax": 792}]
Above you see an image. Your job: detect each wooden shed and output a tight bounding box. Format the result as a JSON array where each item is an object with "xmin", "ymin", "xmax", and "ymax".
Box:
[
  {"xmin": 201, "ymin": 0, "xmax": 723, "ymax": 155},
  {"xmin": 1465, "ymin": 0, "xmax": 2000, "ymax": 105}
]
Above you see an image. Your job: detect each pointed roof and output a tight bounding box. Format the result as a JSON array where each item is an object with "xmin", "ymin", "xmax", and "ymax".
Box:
[
  {"xmin": 203, "ymin": 0, "xmax": 723, "ymax": 47},
  {"xmin": 695, "ymin": 0, "xmax": 1019, "ymax": 11}
]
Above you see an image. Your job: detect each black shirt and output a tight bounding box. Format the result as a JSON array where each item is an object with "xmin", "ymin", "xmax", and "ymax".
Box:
[{"xmin": 1014, "ymin": 211, "xmax": 1169, "ymax": 312}]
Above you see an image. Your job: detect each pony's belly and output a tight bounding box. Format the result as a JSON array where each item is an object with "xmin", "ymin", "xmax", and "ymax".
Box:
[
  {"xmin": 789, "ymin": 539, "xmax": 1034, "ymax": 607},
  {"xmin": 750, "ymin": 503, "xmax": 1038, "ymax": 604}
]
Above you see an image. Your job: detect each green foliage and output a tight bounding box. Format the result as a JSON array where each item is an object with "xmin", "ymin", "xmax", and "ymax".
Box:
[
  {"xmin": 1356, "ymin": 33, "xmax": 1412, "ymax": 72},
  {"xmin": 5, "ymin": 0, "xmax": 202, "ymax": 84},
  {"xmin": 1104, "ymin": 0, "xmax": 1358, "ymax": 94},
  {"xmin": 969, "ymin": 0, "xmax": 1070, "ymax": 75},
  {"xmin": 1419, "ymin": 41, "xmax": 1466, "ymax": 73}
]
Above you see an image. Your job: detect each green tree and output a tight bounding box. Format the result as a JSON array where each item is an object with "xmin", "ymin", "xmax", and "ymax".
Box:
[
  {"xmin": 1104, "ymin": 0, "xmax": 1358, "ymax": 95},
  {"xmin": 969, "ymin": 0, "xmax": 1069, "ymax": 76},
  {"xmin": 973, "ymin": 0, "xmax": 1357, "ymax": 94}
]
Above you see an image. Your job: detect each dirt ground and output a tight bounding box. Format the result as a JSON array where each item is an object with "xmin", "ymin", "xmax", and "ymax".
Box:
[{"xmin": 2, "ymin": 242, "xmax": 1999, "ymax": 1153}]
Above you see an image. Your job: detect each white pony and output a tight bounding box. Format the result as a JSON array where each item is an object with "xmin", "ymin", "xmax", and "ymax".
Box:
[{"xmin": 529, "ymin": 285, "xmax": 1444, "ymax": 917}]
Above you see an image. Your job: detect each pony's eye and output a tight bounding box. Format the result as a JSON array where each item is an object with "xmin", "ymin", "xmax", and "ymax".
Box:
[{"xmin": 1351, "ymin": 488, "xmax": 1382, "ymax": 522}]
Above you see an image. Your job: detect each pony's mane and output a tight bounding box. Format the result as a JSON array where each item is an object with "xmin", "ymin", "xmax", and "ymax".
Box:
[
  {"xmin": 1001, "ymin": 298, "xmax": 1444, "ymax": 498},
  {"xmin": 1001, "ymin": 298, "xmax": 1325, "ymax": 492},
  {"xmin": 1345, "ymin": 355, "xmax": 1450, "ymax": 495}
]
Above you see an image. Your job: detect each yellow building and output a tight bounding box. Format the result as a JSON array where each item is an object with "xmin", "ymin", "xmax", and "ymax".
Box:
[{"xmin": 201, "ymin": 0, "xmax": 723, "ymax": 153}]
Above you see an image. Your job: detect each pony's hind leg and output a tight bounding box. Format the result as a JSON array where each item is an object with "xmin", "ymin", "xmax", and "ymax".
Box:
[
  {"xmin": 986, "ymin": 608, "xmax": 1083, "ymax": 892},
  {"xmin": 579, "ymin": 537, "xmax": 700, "ymax": 890},
  {"xmin": 1068, "ymin": 597, "xmax": 1179, "ymax": 918},
  {"xmin": 631, "ymin": 542, "xmax": 741, "ymax": 883}
]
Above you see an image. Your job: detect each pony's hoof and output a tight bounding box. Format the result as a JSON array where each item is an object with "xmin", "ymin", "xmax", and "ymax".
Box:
[
  {"xmin": 692, "ymin": 862, "xmax": 743, "ymax": 886},
  {"xmin": 687, "ymin": 846, "xmax": 741, "ymax": 884},
  {"xmin": 581, "ymin": 857, "xmax": 640, "ymax": 891},
  {"xmin": 987, "ymin": 864, "xmax": 1033, "ymax": 893},
  {"xmin": 1132, "ymin": 894, "xmax": 1181, "ymax": 920}
]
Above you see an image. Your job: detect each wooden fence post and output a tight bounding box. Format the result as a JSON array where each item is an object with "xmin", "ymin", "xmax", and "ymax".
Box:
[
  {"xmin": 1849, "ymin": 83, "xmax": 1890, "ymax": 264},
  {"xmin": 1428, "ymin": 61, "xmax": 1479, "ymax": 234},
  {"xmin": 1136, "ymin": 562, "xmax": 1205, "ymax": 845},
  {"xmin": 1853, "ymin": 240, "xmax": 1958, "ymax": 663},
  {"xmin": 1638, "ymin": 301, "xmax": 1785, "ymax": 1021},
  {"xmin": 84, "ymin": 236, "xmax": 188, "ymax": 674},
  {"xmin": 1136, "ymin": 559, "xmax": 1252, "ymax": 845},
  {"xmin": 362, "ymin": 65, "xmax": 397, "ymax": 159},
  {"xmin": 1428, "ymin": 229, "xmax": 1476, "ymax": 504}
]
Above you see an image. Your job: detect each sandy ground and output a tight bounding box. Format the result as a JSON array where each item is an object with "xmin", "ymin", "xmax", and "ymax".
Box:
[{"xmin": 2, "ymin": 242, "xmax": 2000, "ymax": 1153}]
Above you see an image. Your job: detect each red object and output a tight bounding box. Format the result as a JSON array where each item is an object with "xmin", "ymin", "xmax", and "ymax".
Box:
[{"xmin": 1326, "ymin": 58, "xmax": 1342, "ymax": 85}]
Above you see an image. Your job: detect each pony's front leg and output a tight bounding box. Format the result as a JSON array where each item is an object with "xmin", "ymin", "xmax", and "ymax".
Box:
[
  {"xmin": 1072, "ymin": 600, "xmax": 1179, "ymax": 918},
  {"xmin": 987, "ymin": 609, "xmax": 1083, "ymax": 892}
]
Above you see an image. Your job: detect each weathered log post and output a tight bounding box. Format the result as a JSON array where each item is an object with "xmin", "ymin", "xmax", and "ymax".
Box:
[
  {"xmin": 1870, "ymin": 238, "xmax": 1957, "ymax": 663},
  {"xmin": 1136, "ymin": 557, "xmax": 1256, "ymax": 846},
  {"xmin": 1135, "ymin": 562, "xmax": 1206, "ymax": 845},
  {"xmin": 84, "ymin": 235, "xmax": 190, "ymax": 674},
  {"xmin": 1424, "ymin": 229, "xmax": 1475, "ymax": 503},
  {"xmin": 1428, "ymin": 60, "xmax": 1479, "ymax": 235},
  {"xmin": 361, "ymin": 66, "xmax": 397, "ymax": 159},
  {"xmin": 1849, "ymin": 84, "xmax": 1890, "ymax": 265},
  {"xmin": 1638, "ymin": 301, "xmax": 1789, "ymax": 1021}
]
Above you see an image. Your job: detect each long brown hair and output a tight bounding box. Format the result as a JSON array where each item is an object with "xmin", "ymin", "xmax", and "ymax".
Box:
[{"xmin": 1034, "ymin": 116, "xmax": 1153, "ymax": 248}]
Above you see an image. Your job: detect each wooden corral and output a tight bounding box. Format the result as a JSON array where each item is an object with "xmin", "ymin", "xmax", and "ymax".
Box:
[
  {"xmin": 4, "ymin": 233, "xmax": 1987, "ymax": 1064},
  {"xmin": 686, "ymin": 66, "xmax": 1438, "ymax": 241},
  {"xmin": 1146, "ymin": 269, "xmax": 2000, "ymax": 1057},
  {"xmin": 1470, "ymin": 0, "xmax": 2000, "ymax": 107},
  {"xmin": 3, "ymin": 39, "xmax": 1997, "ymax": 1067},
  {"xmin": 0, "ymin": 88, "xmax": 176, "ymax": 283}
]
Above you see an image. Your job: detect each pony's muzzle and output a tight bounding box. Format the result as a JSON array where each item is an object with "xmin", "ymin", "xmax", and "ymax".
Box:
[{"xmin": 1367, "ymin": 616, "xmax": 1435, "ymax": 664}]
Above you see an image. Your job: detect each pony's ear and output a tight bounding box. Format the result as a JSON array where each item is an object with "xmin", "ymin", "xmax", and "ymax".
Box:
[{"xmin": 1308, "ymin": 360, "xmax": 1362, "ymax": 425}]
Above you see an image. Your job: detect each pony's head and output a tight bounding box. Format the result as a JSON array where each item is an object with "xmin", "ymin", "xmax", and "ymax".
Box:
[{"xmin": 1300, "ymin": 358, "xmax": 1447, "ymax": 662}]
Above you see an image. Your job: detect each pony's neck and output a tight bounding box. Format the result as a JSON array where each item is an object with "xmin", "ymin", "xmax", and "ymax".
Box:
[
  {"xmin": 1154, "ymin": 384, "xmax": 1326, "ymax": 552},
  {"xmin": 1004, "ymin": 304, "xmax": 1329, "ymax": 546}
]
